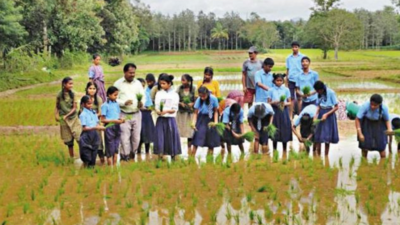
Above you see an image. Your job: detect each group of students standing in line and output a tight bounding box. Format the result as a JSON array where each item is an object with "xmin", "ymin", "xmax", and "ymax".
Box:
[{"xmin": 55, "ymin": 45, "xmax": 399, "ymax": 167}]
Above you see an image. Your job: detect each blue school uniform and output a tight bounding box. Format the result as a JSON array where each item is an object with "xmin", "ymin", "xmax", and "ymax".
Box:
[
  {"xmin": 222, "ymin": 106, "xmax": 244, "ymax": 145},
  {"xmin": 101, "ymin": 100, "xmax": 121, "ymax": 158},
  {"xmin": 357, "ymin": 102, "xmax": 389, "ymax": 151},
  {"xmin": 248, "ymin": 102, "xmax": 275, "ymax": 145},
  {"xmin": 254, "ymin": 70, "xmax": 274, "ymax": 103},
  {"xmin": 296, "ymin": 70, "xmax": 319, "ymax": 107},
  {"xmin": 79, "ymin": 108, "xmax": 100, "ymax": 167},
  {"xmin": 314, "ymin": 88, "xmax": 339, "ymax": 144},
  {"xmin": 141, "ymin": 86, "xmax": 155, "ymax": 144},
  {"xmin": 286, "ymin": 53, "xmax": 305, "ymax": 83},
  {"xmin": 268, "ymin": 86, "xmax": 292, "ymax": 143},
  {"xmin": 192, "ymin": 95, "xmax": 221, "ymax": 148},
  {"xmin": 294, "ymin": 105, "xmax": 318, "ymax": 140}
]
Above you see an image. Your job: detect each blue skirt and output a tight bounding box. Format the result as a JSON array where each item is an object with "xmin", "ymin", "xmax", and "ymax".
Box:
[
  {"xmin": 222, "ymin": 118, "xmax": 244, "ymax": 146},
  {"xmin": 314, "ymin": 108, "xmax": 339, "ymax": 144},
  {"xmin": 154, "ymin": 117, "xmax": 182, "ymax": 156},
  {"xmin": 272, "ymin": 105, "xmax": 292, "ymax": 143},
  {"xmin": 79, "ymin": 130, "xmax": 100, "ymax": 166},
  {"xmin": 192, "ymin": 114, "xmax": 221, "ymax": 148},
  {"xmin": 250, "ymin": 115, "xmax": 272, "ymax": 145},
  {"xmin": 104, "ymin": 124, "xmax": 121, "ymax": 158},
  {"xmin": 358, "ymin": 118, "xmax": 387, "ymax": 151},
  {"xmin": 140, "ymin": 109, "xmax": 155, "ymax": 143},
  {"xmin": 302, "ymin": 100, "xmax": 317, "ymax": 111}
]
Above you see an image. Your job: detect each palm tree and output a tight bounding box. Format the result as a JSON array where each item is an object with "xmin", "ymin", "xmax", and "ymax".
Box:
[{"xmin": 211, "ymin": 22, "xmax": 229, "ymax": 50}]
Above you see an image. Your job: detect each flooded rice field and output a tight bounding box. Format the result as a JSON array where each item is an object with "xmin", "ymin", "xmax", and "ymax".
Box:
[{"xmin": 1, "ymin": 71, "xmax": 400, "ymax": 224}]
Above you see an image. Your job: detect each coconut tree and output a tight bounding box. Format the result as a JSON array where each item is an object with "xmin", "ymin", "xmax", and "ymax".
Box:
[{"xmin": 211, "ymin": 22, "xmax": 229, "ymax": 50}]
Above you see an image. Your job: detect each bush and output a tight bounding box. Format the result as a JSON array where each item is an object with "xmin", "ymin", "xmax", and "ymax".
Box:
[
  {"xmin": 4, "ymin": 50, "xmax": 44, "ymax": 73},
  {"xmin": 59, "ymin": 51, "xmax": 90, "ymax": 69},
  {"xmin": 108, "ymin": 56, "xmax": 121, "ymax": 66}
]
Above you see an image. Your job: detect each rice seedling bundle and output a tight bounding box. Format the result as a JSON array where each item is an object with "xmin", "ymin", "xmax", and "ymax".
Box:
[
  {"xmin": 280, "ymin": 95, "xmax": 286, "ymax": 102},
  {"xmin": 208, "ymin": 122, "xmax": 225, "ymax": 136},
  {"xmin": 242, "ymin": 132, "xmax": 255, "ymax": 142},
  {"xmin": 264, "ymin": 124, "xmax": 277, "ymax": 137},
  {"xmin": 183, "ymin": 96, "xmax": 191, "ymax": 104},
  {"xmin": 136, "ymin": 93, "xmax": 143, "ymax": 102},
  {"xmin": 313, "ymin": 119, "xmax": 321, "ymax": 126},
  {"xmin": 302, "ymin": 86, "xmax": 311, "ymax": 95},
  {"xmin": 304, "ymin": 139, "xmax": 313, "ymax": 148},
  {"xmin": 160, "ymin": 102, "xmax": 164, "ymax": 112}
]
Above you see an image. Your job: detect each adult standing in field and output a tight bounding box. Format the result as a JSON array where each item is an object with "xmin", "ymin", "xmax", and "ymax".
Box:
[
  {"xmin": 196, "ymin": 67, "xmax": 221, "ymax": 98},
  {"xmin": 242, "ymin": 46, "xmax": 263, "ymax": 108},
  {"xmin": 89, "ymin": 54, "xmax": 107, "ymax": 102},
  {"xmin": 286, "ymin": 42, "xmax": 305, "ymax": 118},
  {"xmin": 114, "ymin": 63, "xmax": 145, "ymax": 161}
]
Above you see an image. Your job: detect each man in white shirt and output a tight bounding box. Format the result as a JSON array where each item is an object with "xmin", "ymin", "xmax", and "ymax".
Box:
[{"xmin": 114, "ymin": 63, "xmax": 146, "ymax": 161}]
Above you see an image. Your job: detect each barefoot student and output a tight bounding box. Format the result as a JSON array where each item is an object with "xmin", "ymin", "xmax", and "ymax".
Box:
[
  {"xmin": 388, "ymin": 114, "xmax": 400, "ymax": 153},
  {"xmin": 154, "ymin": 74, "xmax": 181, "ymax": 160},
  {"xmin": 356, "ymin": 94, "xmax": 392, "ymax": 158},
  {"xmin": 296, "ymin": 57, "xmax": 319, "ymax": 110},
  {"xmin": 221, "ymin": 103, "xmax": 245, "ymax": 155},
  {"xmin": 268, "ymin": 73, "xmax": 292, "ymax": 152},
  {"xmin": 247, "ymin": 102, "xmax": 274, "ymax": 154},
  {"xmin": 192, "ymin": 86, "xmax": 220, "ymax": 155},
  {"xmin": 89, "ymin": 54, "xmax": 106, "ymax": 102},
  {"xmin": 79, "ymin": 96, "xmax": 105, "ymax": 168},
  {"xmin": 101, "ymin": 86, "xmax": 125, "ymax": 166},
  {"xmin": 313, "ymin": 81, "xmax": 339, "ymax": 156},
  {"xmin": 84, "ymin": 82, "xmax": 105, "ymax": 164},
  {"xmin": 176, "ymin": 74, "xmax": 196, "ymax": 153},
  {"xmin": 292, "ymin": 105, "xmax": 318, "ymax": 153},
  {"xmin": 137, "ymin": 74, "xmax": 156, "ymax": 155},
  {"xmin": 254, "ymin": 58, "xmax": 275, "ymax": 103},
  {"xmin": 286, "ymin": 41, "xmax": 305, "ymax": 117},
  {"xmin": 55, "ymin": 77, "xmax": 82, "ymax": 158}
]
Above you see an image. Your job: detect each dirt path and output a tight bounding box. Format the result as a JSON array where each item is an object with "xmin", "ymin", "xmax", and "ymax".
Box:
[
  {"xmin": 0, "ymin": 75, "xmax": 78, "ymax": 97},
  {"xmin": 0, "ymin": 126, "xmax": 59, "ymax": 135}
]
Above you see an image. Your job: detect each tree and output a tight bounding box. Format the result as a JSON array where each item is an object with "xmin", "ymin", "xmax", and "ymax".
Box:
[
  {"xmin": 392, "ymin": 0, "xmax": 400, "ymax": 8},
  {"xmin": 0, "ymin": 0, "xmax": 27, "ymax": 65},
  {"xmin": 211, "ymin": 23, "xmax": 229, "ymax": 50},
  {"xmin": 304, "ymin": 9, "xmax": 362, "ymax": 60},
  {"xmin": 242, "ymin": 18, "xmax": 279, "ymax": 51},
  {"xmin": 311, "ymin": 0, "xmax": 341, "ymax": 13}
]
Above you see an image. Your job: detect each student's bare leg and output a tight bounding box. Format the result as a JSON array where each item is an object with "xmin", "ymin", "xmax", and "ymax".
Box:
[
  {"xmin": 239, "ymin": 143, "xmax": 244, "ymax": 154},
  {"xmin": 315, "ymin": 143, "xmax": 321, "ymax": 156},
  {"xmin": 192, "ymin": 146, "xmax": 197, "ymax": 156},
  {"xmin": 68, "ymin": 145, "xmax": 74, "ymax": 158},
  {"xmin": 253, "ymin": 139, "xmax": 260, "ymax": 154},
  {"xmin": 187, "ymin": 138, "xmax": 192, "ymax": 152},
  {"xmin": 325, "ymin": 143, "xmax": 330, "ymax": 156},
  {"xmin": 107, "ymin": 157, "xmax": 112, "ymax": 166},
  {"xmin": 380, "ymin": 150, "xmax": 386, "ymax": 158},
  {"xmin": 362, "ymin": 149, "xmax": 368, "ymax": 158}
]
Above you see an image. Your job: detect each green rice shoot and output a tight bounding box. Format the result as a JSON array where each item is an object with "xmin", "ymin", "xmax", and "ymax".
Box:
[
  {"xmin": 217, "ymin": 97, "xmax": 224, "ymax": 103},
  {"xmin": 242, "ymin": 132, "xmax": 255, "ymax": 142},
  {"xmin": 394, "ymin": 129, "xmax": 400, "ymax": 143},
  {"xmin": 160, "ymin": 102, "xmax": 164, "ymax": 112},
  {"xmin": 280, "ymin": 95, "xmax": 286, "ymax": 102},
  {"xmin": 264, "ymin": 124, "xmax": 277, "ymax": 138},
  {"xmin": 313, "ymin": 119, "xmax": 321, "ymax": 126},
  {"xmin": 304, "ymin": 139, "xmax": 313, "ymax": 148},
  {"xmin": 136, "ymin": 93, "xmax": 143, "ymax": 102},
  {"xmin": 302, "ymin": 86, "xmax": 311, "ymax": 95},
  {"xmin": 105, "ymin": 123, "xmax": 115, "ymax": 128},
  {"xmin": 183, "ymin": 96, "xmax": 191, "ymax": 104},
  {"xmin": 208, "ymin": 122, "xmax": 225, "ymax": 136}
]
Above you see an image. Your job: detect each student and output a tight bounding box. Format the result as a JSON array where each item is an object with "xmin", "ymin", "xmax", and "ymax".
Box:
[
  {"xmin": 247, "ymin": 102, "xmax": 275, "ymax": 154},
  {"xmin": 388, "ymin": 114, "xmax": 400, "ymax": 153},
  {"xmin": 55, "ymin": 77, "xmax": 82, "ymax": 158},
  {"xmin": 101, "ymin": 86, "xmax": 125, "ymax": 165},
  {"xmin": 296, "ymin": 57, "xmax": 319, "ymax": 110},
  {"xmin": 192, "ymin": 86, "xmax": 220, "ymax": 155},
  {"xmin": 313, "ymin": 81, "xmax": 339, "ymax": 156},
  {"xmin": 292, "ymin": 105, "xmax": 318, "ymax": 153},
  {"xmin": 221, "ymin": 103, "xmax": 245, "ymax": 155},
  {"xmin": 79, "ymin": 96, "xmax": 105, "ymax": 168},
  {"xmin": 154, "ymin": 74, "xmax": 181, "ymax": 160},
  {"xmin": 286, "ymin": 41, "xmax": 305, "ymax": 117},
  {"xmin": 176, "ymin": 74, "xmax": 196, "ymax": 152},
  {"xmin": 138, "ymin": 74, "xmax": 156, "ymax": 155},
  {"xmin": 226, "ymin": 90, "xmax": 245, "ymax": 108},
  {"xmin": 267, "ymin": 74, "xmax": 292, "ymax": 152},
  {"xmin": 254, "ymin": 58, "xmax": 275, "ymax": 103},
  {"xmin": 356, "ymin": 94, "xmax": 392, "ymax": 158},
  {"xmin": 84, "ymin": 82, "xmax": 105, "ymax": 164},
  {"xmin": 196, "ymin": 67, "xmax": 221, "ymax": 98},
  {"xmin": 242, "ymin": 46, "xmax": 263, "ymax": 107},
  {"xmin": 88, "ymin": 54, "xmax": 106, "ymax": 102}
]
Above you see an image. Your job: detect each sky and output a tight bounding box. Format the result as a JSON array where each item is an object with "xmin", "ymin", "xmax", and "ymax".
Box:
[{"xmin": 141, "ymin": 0, "xmax": 395, "ymax": 21}]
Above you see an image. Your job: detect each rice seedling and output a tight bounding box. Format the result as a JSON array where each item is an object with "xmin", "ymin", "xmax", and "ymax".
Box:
[
  {"xmin": 257, "ymin": 214, "xmax": 263, "ymax": 225},
  {"xmin": 160, "ymin": 101, "xmax": 164, "ymax": 112},
  {"xmin": 302, "ymin": 86, "xmax": 311, "ymax": 95},
  {"xmin": 105, "ymin": 123, "xmax": 115, "ymax": 128},
  {"xmin": 313, "ymin": 119, "xmax": 321, "ymax": 126},
  {"xmin": 242, "ymin": 131, "xmax": 255, "ymax": 142},
  {"xmin": 217, "ymin": 97, "xmax": 224, "ymax": 102},
  {"xmin": 208, "ymin": 122, "xmax": 225, "ymax": 136},
  {"xmin": 249, "ymin": 210, "xmax": 255, "ymax": 221},
  {"xmin": 136, "ymin": 93, "xmax": 143, "ymax": 102},
  {"xmin": 304, "ymin": 139, "xmax": 313, "ymax": 148},
  {"xmin": 183, "ymin": 96, "xmax": 191, "ymax": 104},
  {"xmin": 264, "ymin": 124, "xmax": 277, "ymax": 138}
]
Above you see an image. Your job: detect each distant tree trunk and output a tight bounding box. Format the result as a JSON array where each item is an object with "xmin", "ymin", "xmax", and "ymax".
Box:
[
  {"xmin": 323, "ymin": 49, "xmax": 328, "ymax": 59},
  {"xmin": 43, "ymin": 20, "xmax": 49, "ymax": 56},
  {"xmin": 178, "ymin": 35, "xmax": 181, "ymax": 52},
  {"xmin": 235, "ymin": 33, "xmax": 238, "ymax": 50},
  {"xmin": 173, "ymin": 29, "xmax": 176, "ymax": 51},
  {"xmin": 334, "ymin": 45, "xmax": 339, "ymax": 60},
  {"xmin": 188, "ymin": 27, "xmax": 191, "ymax": 51},
  {"xmin": 168, "ymin": 32, "xmax": 171, "ymax": 52}
]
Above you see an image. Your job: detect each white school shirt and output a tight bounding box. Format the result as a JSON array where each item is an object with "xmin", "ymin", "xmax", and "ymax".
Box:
[
  {"xmin": 113, "ymin": 77, "xmax": 146, "ymax": 113},
  {"xmin": 155, "ymin": 88, "xmax": 179, "ymax": 117}
]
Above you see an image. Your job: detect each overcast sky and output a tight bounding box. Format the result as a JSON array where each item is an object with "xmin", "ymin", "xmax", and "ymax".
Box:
[{"xmin": 141, "ymin": 0, "xmax": 395, "ymax": 21}]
